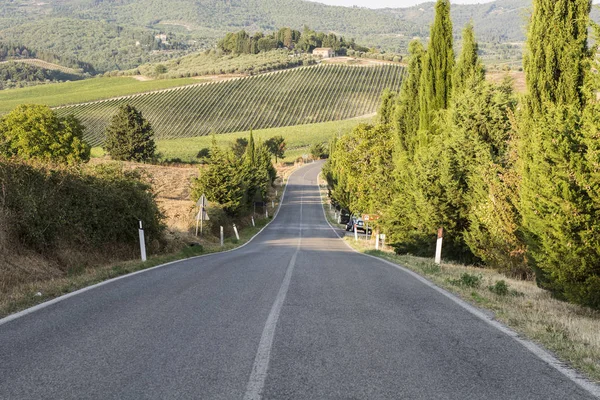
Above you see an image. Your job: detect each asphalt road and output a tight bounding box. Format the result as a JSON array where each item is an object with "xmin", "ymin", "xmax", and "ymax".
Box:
[{"xmin": 1, "ymin": 162, "xmax": 598, "ymax": 400}]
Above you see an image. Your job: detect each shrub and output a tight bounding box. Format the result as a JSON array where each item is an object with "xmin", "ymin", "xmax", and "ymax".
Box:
[
  {"xmin": 0, "ymin": 104, "xmax": 90, "ymax": 165},
  {"xmin": 155, "ymin": 64, "xmax": 167, "ymax": 74},
  {"xmin": 0, "ymin": 158, "xmax": 164, "ymax": 259},
  {"xmin": 310, "ymin": 142, "xmax": 326, "ymax": 160},
  {"xmin": 103, "ymin": 104, "xmax": 156, "ymax": 162},
  {"xmin": 488, "ymin": 280, "xmax": 509, "ymax": 296},
  {"xmin": 449, "ymin": 273, "xmax": 482, "ymax": 288}
]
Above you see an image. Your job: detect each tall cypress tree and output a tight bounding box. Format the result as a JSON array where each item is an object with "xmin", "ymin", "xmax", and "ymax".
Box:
[
  {"xmin": 419, "ymin": 0, "xmax": 454, "ymax": 131},
  {"xmin": 393, "ymin": 40, "xmax": 425, "ymax": 156},
  {"xmin": 519, "ymin": 0, "xmax": 600, "ymax": 307},
  {"xmin": 453, "ymin": 21, "xmax": 484, "ymax": 94},
  {"xmin": 524, "ymin": 0, "xmax": 590, "ymax": 114}
]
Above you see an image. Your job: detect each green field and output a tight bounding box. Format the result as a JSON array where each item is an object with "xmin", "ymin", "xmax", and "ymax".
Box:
[
  {"xmin": 0, "ymin": 76, "xmax": 197, "ymax": 114},
  {"xmin": 58, "ymin": 64, "xmax": 405, "ymax": 147},
  {"xmin": 91, "ymin": 118, "xmax": 372, "ymax": 162}
]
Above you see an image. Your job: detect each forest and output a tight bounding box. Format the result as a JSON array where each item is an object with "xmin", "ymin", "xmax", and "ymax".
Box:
[{"xmin": 324, "ymin": 0, "xmax": 600, "ymax": 309}]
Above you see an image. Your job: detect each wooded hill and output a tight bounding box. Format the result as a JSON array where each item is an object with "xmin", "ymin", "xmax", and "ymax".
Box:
[{"xmin": 0, "ymin": 0, "xmax": 576, "ymax": 73}]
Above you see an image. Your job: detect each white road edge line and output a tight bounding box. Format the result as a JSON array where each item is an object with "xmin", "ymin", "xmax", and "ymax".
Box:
[
  {"xmin": 0, "ymin": 164, "xmax": 309, "ymax": 328},
  {"xmin": 317, "ymin": 172, "xmax": 600, "ymax": 399},
  {"xmin": 243, "ymin": 172, "xmax": 306, "ymax": 400}
]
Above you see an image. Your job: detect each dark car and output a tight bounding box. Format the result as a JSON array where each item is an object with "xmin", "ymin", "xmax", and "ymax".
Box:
[
  {"xmin": 339, "ymin": 209, "xmax": 351, "ymax": 224},
  {"xmin": 347, "ymin": 218, "xmax": 372, "ymax": 234}
]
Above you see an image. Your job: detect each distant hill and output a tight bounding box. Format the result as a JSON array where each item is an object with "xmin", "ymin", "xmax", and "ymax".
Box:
[{"xmin": 2, "ymin": 0, "xmax": 586, "ymax": 73}]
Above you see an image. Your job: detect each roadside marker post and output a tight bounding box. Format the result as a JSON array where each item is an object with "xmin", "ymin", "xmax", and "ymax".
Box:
[
  {"xmin": 220, "ymin": 226, "xmax": 224, "ymax": 247},
  {"xmin": 376, "ymin": 234, "xmax": 380, "ymax": 250},
  {"xmin": 354, "ymin": 224, "xmax": 358, "ymax": 242},
  {"xmin": 251, "ymin": 217, "xmax": 255, "ymax": 227},
  {"xmin": 195, "ymin": 194, "xmax": 209, "ymax": 236},
  {"xmin": 138, "ymin": 220, "xmax": 147, "ymax": 262},
  {"xmin": 435, "ymin": 227, "xmax": 443, "ymax": 265},
  {"xmin": 233, "ymin": 224, "xmax": 240, "ymax": 241}
]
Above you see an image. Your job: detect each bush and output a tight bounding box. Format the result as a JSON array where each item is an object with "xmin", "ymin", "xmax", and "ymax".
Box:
[
  {"xmin": 449, "ymin": 273, "xmax": 482, "ymax": 288},
  {"xmin": 0, "ymin": 158, "xmax": 164, "ymax": 259},
  {"xmin": 103, "ymin": 104, "xmax": 156, "ymax": 162},
  {"xmin": 310, "ymin": 142, "xmax": 327, "ymax": 160},
  {"xmin": 488, "ymin": 280, "xmax": 509, "ymax": 296},
  {"xmin": 0, "ymin": 104, "xmax": 90, "ymax": 165}
]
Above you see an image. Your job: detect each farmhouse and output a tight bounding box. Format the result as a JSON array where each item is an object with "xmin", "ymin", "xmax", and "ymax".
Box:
[{"xmin": 313, "ymin": 47, "xmax": 335, "ymax": 58}]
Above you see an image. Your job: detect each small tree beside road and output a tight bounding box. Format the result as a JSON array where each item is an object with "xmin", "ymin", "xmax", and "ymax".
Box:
[
  {"xmin": 103, "ymin": 104, "xmax": 156, "ymax": 162},
  {"xmin": 265, "ymin": 135, "xmax": 286, "ymax": 163}
]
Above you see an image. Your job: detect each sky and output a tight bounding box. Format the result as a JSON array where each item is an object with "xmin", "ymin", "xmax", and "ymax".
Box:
[{"xmin": 306, "ymin": 0, "xmax": 496, "ymax": 8}]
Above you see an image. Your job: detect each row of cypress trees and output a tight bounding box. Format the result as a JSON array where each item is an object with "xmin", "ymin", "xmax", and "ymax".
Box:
[{"xmin": 324, "ymin": 0, "xmax": 600, "ymax": 308}]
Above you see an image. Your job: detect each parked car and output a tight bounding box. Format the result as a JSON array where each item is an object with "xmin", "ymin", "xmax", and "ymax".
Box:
[
  {"xmin": 339, "ymin": 209, "xmax": 351, "ymax": 224},
  {"xmin": 345, "ymin": 217, "xmax": 372, "ymax": 234},
  {"xmin": 354, "ymin": 219, "xmax": 372, "ymax": 234}
]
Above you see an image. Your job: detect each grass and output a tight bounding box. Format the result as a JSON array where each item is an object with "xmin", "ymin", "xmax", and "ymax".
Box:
[
  {"xmin": 92, "ymin": 117, "xmax": 372, "ymax": 163},
  {"xmin": 318, "ymin": 176, "xmax": 600, "ymax": 384},
  {"xmin": 0, "ymin": 76, "xmax": 197, "ymax": 114}
]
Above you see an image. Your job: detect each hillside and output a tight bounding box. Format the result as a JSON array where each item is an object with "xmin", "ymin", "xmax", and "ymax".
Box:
[
  {"xmin": 0, "ymin": 77, "xmax": 199, "ymax": 114},
  {"xmin": 0, "ymin": 0, "xmax": 563, "ymax": 73},
  {"xmin": 55, "ymin": 64, "xmax": 406, "ymax": 146}
]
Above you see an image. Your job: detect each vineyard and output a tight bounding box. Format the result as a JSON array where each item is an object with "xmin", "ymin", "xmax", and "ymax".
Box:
[{"xmin": 55, "ymin": 64, "xmax": 406, "ymax": 146}]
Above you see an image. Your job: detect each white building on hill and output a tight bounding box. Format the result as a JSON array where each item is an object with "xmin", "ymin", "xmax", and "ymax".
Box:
[{"xmin": 313, "ymin": 48, "xmax": 335, "ymax": 58}]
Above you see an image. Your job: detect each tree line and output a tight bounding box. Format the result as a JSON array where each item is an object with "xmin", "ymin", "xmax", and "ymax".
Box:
[
  {"xmin": 324, "ymin": 0, "xmax": 600, "ymax": 309},
  {"xmin": 0, "ymin": 62, "xmax": 83, "ymax": 90},
  {"xmin": 217, "ymin": 26, "xmax": 370, "ymax": 56},
  {"xmin": 0, "ymin": 42, "xmax": 95, "ymax": 74}
]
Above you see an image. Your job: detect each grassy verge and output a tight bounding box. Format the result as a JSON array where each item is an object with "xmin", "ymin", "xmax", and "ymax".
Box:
[
  {"xmin": 91, "ymin": 118, "xmax": 371, "ymax": 163},
  {"xmin": 0, "ymin": 175, "xmax": 289, "ymax": 320},
  {"xmin": 318, "ymin": 176, "xmax": 600, "ymax": 384},
  {"xmin": 0, "ymin": 76, "xmax": 198, "ymax": 114}
]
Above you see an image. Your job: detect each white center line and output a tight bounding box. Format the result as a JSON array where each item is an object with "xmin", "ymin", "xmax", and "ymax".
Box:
[{"xmin": 243, "ymin": 182, "xmax": 304, "ymax": 400}]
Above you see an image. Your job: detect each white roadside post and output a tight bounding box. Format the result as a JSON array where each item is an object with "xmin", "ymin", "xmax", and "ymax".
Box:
[
  {"xmin": 195, "ymin": 194, "xmax": 208, "ymax": 236},
  {"xmin": 220, "ymin": 226, "xmax": 224, "ymax": 247},
  {"xmin": 435, "ymin": 227, "xmax": 443, "ymax": 265},
  {"xmin": 376, "ymin": 234, "xmax": 380, "ymax": 250},
  {"xmin": 251, "ymin": 217, "xmax": 255, "ymax": 227},
  {"xmin": 138, "ymin": 220, "xmax": 147, "ymax": 262},
  {"xmin": 354, "ymin": 223, "xmax": 358, "ymax": 242},
  {"xmin": 265, "ymin": 208, "xmax": 269, "ymax": 219},
  {"xmin": 272, "ymin": 200, "xmax": 275, "ymax": 209},
  {"xmin": 233, "ymin": 224, "xmax": 240, "ymax": 241}
]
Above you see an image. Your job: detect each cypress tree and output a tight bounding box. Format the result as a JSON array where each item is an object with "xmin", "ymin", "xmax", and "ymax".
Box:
[
  {"xmin": 524, "ymin": 0, "xmax": 590, "ymax": 114},
  {"xmin": 453, "ymin": 21, "xmax": 484, "ymax": 94},
  {"xmin": 393, "ymin": 40, "xmax": 425, "ymax": 156},
  {"xmin": 519, "ymin": 0, "xmax": 600, "ymax": 307},
  {"xmin": 419, "ymin": 0, "xmax": 454, "ymax": 131},
  {"xmin": 378, "ymin": 88, "xmax": 396, "ymax": 126}
]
